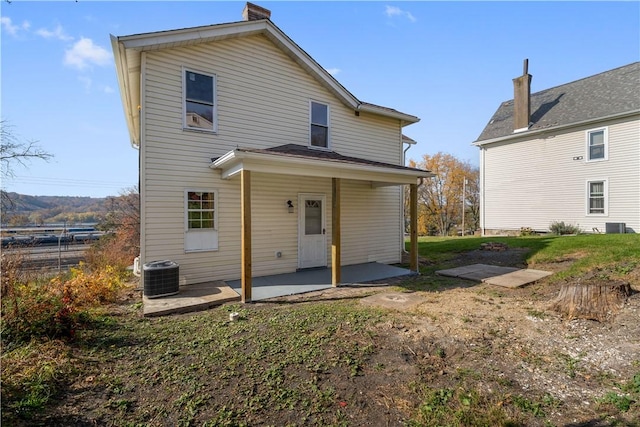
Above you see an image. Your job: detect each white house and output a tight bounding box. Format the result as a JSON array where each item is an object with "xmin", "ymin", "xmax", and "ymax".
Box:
[
  {"xmin": 474, "ymin": 61, "xmax": 640, "ymax": 235},
  {"xmin": 111, "ymin": 3, "xmax": 431, "ymax": 301}
]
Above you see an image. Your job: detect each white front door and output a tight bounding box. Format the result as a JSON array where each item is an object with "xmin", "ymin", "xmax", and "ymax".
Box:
[{"xmin": 298, "ymin": 194, "xmax": 327, "ymax": 269}]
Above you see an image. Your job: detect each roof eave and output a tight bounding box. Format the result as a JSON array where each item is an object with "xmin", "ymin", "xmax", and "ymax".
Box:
[
  {"xmin": 210, "ymin": 149, "xmax": 433, "ymax": 183},
  {"xmin": 473, "ymin": 109, "xmax": 640, "ymax": 147},
  {"xmin": 358, "ymin": 103, "xmax": 420, "ymax": 125},
  {"xmin": 111, "ymin": 34, "xmax": 140, "ymax": 149}
]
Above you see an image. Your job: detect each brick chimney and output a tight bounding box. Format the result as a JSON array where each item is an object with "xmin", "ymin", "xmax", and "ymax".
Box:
[
  {"xmin": 512, "ymin": 59, "xmax": 532, "ymax": 132},
  {"xmin": 242, "ymin": 2, "xmax": 271, "ymax": 21}
]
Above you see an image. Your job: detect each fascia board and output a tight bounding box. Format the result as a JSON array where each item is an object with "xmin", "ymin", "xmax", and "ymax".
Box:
[
  {"xmin": 211, "ymin": 150, "xmax": 432, "ymax": 184},
  {"xmin": 118, "ymin": 21, "xmax": 267, "ymax": 49},
  {"xmin": 358, "ymin": 104, "xmax": 420, "ymax": 125},
  {"xmin": 474, "ymin": 109, "xmax": 640, "ymax": 147},
  {"xmin": 111, "ymin": 35, "xmax": 140, "ymax": 148}
]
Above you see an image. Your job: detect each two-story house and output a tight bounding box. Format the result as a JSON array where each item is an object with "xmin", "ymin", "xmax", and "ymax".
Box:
[
  {"xmin": 474, "ymin": 61, "xmax": 640, "ymax": 235},
  {"xmin": 111, "ymin": 3, "xmax": 431, "ymax": 301}
]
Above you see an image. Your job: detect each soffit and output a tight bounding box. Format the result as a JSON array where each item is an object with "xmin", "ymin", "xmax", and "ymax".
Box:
[{"xmin": 210, "ymin": 144, "xmax": 433, "ymax": 185}]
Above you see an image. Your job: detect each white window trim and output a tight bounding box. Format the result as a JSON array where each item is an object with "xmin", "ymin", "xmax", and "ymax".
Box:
[
  {"xmin": 585, "ymin": 127, "xmax": 608, "ymax": 162},
  {"xmin": 184, "ymin": 189, "xmax": 219, "ymax": 252},
  {"xmin": 182, "ymin": 67, "xmax": 218, "ymax": 134},
  {"xmin": 585, "ymin": 179, "xmax": 608, "ymax": 216},
  {"xmin": 309, "ymin": 100, "xmax": 330, "ymax": 150}
]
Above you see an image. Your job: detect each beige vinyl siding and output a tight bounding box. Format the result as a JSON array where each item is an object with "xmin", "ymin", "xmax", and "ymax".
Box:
[
  {"xmin": 140, "ymin": 34, "xmax": 406, "ymax": 284},
  {"xmin": 142, "ymin": 173, "xmax": 402, "ymax": 285},
  {"xmin": 482, "ymin": 116, "xmax": 639, "ymax": 233},
  {"xmin": 341, "ymin": 180, "xmax": 402, "ymax": 265}
]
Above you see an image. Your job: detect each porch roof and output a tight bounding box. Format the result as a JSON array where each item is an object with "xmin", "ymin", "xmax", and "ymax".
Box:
[{"xmin": 210, "ymin": 144, "xmax": 433, "ymax": 185}]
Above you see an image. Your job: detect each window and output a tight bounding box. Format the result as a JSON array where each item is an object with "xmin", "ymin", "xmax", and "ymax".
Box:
[
  {"xmin": 187, "ymin": 191, "xmax": 215, "ymax": 229},
  {"xmin": 587, "ymin": 128, "xmax": 607, "ymax": 161},
  {"xmin": 184, "ymin": 69, "xmax": 216, "ymax": 132},
  {"xmin": 185, "ymin": 190, "xmax": 218, "ymax": 252},
  {"xmin": 587, "ymin": 180, "xmax": 607, "ymax": 215},
  {"xmin": 310, "ymin": 101, "xmax": 329, "ymax": 148}
]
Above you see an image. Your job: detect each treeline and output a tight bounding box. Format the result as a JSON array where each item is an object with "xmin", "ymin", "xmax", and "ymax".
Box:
[{"xmin": 1, "ymin": 192, "xmax": 108, "ymax": 226}]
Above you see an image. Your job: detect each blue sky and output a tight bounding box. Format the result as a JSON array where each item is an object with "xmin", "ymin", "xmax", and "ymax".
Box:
[{"xmin": 1, "ymin": 1, "xmax": 638, "ymax": 198}]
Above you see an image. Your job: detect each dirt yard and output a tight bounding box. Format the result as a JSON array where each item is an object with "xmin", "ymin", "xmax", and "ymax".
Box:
[{"xmin": 266, "ymin": 247, "xmax": 640, "ymax": 426}]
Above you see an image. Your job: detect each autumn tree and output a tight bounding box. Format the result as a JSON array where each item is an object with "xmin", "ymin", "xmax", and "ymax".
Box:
[{"xmin": 409, "ymin": 152, "xmax": 479, "ymax": 236}]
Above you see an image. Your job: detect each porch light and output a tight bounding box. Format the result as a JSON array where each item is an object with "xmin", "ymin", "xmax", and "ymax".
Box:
[{"xmin": 287, "ymin": 200, "xmax": 294, "ymax": 213}]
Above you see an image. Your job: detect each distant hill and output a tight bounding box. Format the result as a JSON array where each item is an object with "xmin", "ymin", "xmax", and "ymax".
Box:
[{"xmin": 2, "ymin": 193, "xmax": 108, "ymax": 225}]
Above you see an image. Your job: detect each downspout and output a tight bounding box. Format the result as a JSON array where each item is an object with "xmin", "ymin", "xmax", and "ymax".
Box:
[
  {"xmin": 480, "ymin": 146, "xmax": 485, "ymax": 236},
  {"xmin": 401, "ymin": 141, "xmax": 413, "ymax": 254}
]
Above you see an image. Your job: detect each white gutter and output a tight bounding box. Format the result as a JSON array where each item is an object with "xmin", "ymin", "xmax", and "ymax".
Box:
[
  {"xmin": 211, "ymin": 149, "xmax": 432, "ymax": 181},
  {"xmin": 358, "ymin": 103, "xmax": 420, "ymax": 125}
]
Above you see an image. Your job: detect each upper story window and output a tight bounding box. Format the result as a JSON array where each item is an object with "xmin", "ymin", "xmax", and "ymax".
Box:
[
  {"xmin": 310, "ymin": 101, "xmax": 329, "ymax": 148},
  {"xmin": 184, "ymin": 69, "xmax": 216, "ymax": 132},
  {"xmin": 586, "ymin": 127, "xmax": 607, "ymax": 161}
]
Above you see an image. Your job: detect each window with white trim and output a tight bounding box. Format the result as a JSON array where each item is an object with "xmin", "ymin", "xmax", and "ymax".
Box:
[
  {"xmin": 185, "ymin": 190, "xmax": 218, "ymax": 252},
  {"xmin": 184, "ymin": 69, "xmax": 216, "ymax": 132},
  {"xmin": 586, "ymin": 127, "xmax": 607, "ymax": 161},
  {"xmin": 587, "ymin": 180, "xmax": 607, "ymax": 215},
  {"xmin": 310, "ymin": 101, "xmax": 329, "ymax": 148}
]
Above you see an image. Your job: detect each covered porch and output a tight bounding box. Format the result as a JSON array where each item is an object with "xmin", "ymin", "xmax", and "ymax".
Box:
[{"xmin": 211, "ymin": 143, "xmax": 432, "ymax": 303}]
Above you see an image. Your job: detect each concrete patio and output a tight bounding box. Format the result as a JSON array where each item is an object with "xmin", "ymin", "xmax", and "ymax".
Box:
[
  {"xmin": 143, "ymin": 262, "xmax": 414, "ymax": 316},
  {"xmin": 436, "ymin": 263, "xmax": 552, "ymax": 288}
]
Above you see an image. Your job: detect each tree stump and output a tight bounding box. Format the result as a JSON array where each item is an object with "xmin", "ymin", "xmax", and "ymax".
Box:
[{"xmin": 550, "ymin": 279, "xmax": 633, "ymax": 322}]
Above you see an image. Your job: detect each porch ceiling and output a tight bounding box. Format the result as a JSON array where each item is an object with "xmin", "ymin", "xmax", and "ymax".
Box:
[{"xmin": 210, "ymin": 144, "xmax": 433, "ymax": 185}]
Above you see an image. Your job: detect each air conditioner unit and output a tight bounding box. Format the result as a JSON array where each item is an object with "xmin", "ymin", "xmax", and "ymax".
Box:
[
  {"xmin": 143, "ymin": 260, "xmax": 179, "ymax": 298},
  {"xmin": 605, "ymin": 223, "xmax": 626, "ymax": 234}
]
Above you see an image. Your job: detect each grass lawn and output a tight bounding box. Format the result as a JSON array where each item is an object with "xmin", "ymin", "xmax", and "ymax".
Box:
[{"xmin": 2, "ymin": 234, "xmax": 639, "ymax": 426}]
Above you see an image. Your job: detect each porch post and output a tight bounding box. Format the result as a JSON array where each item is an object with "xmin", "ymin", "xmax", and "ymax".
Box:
[
  {"xmin": 332, "ymin": 178, "xmax": 341, "ymax": 286},
  {"xmin": 241, "ymin": 170, "xmax": 252, "ymax": 302},
  {"xmin": 410, "ymin": 182, "xmax": 419, "ymax": 273}
]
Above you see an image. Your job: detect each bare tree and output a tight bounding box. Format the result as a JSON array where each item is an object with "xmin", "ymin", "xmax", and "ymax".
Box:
[{"xmin": 1, "ymin": 120, "xmax": 53, "ymax": 210}]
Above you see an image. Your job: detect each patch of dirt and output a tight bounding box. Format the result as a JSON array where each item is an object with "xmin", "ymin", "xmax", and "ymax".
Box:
[{"xmin": 272, "ymin": 246, "xmax": 640, "ymax": 425}]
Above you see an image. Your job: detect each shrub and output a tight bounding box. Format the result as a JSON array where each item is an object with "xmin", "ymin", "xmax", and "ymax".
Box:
[
  {"xmin": 549, "ymin": 221, "xmax": 581, "ymax": 235},
  {"xmin": 1, "ymin": 255, "xmax": 126, "ymax": 346},
  {"xmin": 520, "ymin": 227, "xmax": 536, "ymax": 236},
  {"xmin": 85, "ymin": 233, "xmax": 134, "ymax": 273},
  {"xmin": 87, "ymin": 187, "xmax": 140, "ymax": 272}
]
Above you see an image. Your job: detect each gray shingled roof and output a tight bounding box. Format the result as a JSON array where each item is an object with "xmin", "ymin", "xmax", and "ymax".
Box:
[
  {"xmin": 227, "ymin": 144, "xmax": 431, "ymax": 174},
  {"xmin": 475, "ymin": 62, "xmax": 640, "ymax": 143}
]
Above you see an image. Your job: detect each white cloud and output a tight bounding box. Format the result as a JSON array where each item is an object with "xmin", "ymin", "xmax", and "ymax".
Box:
[
  {"xmin": 36, "ymin": 24, "xmax": 73, "ymax": 41},
  {"xmin": 1, "ymin": 17, "xmax": 30, "ymax": 36},
  {"xmin": 385, "ymin": 5, "xmax": 417, "ymax": 23},
  {"xmin": 326, "ymin": 68, "xmax": 341, "ymax": 76},
  {"xmin": 64, "ymin": 37, "xmax": 112, "ymax": 70},
  {"xmin": 103, "ymin": 86, "xmax": 115, "ymax": 94}
]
